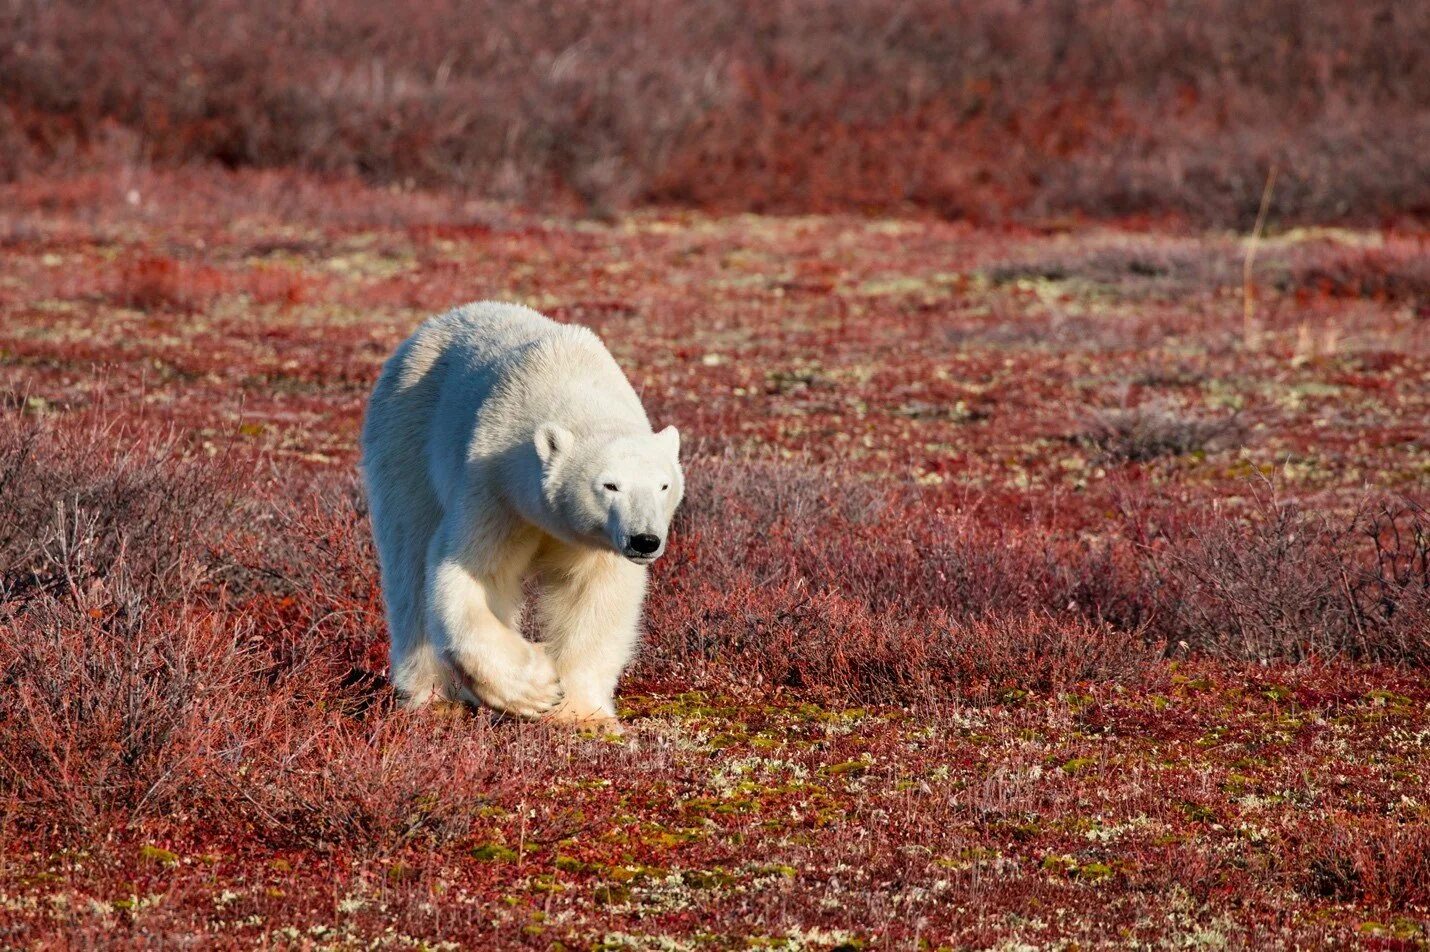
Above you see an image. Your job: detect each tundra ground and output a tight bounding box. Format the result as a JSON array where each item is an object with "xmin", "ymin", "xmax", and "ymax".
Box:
[{"xmin": 0, "ymin": 170, "xmax": 1427, "ymax": 948}]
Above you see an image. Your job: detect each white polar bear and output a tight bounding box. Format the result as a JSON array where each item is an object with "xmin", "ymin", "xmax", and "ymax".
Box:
[{"xmin": 361, "ymin": 301, "xmax": 684, "ymax": 726}]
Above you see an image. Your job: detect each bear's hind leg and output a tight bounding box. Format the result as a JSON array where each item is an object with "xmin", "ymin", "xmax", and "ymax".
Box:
[
  {"xmin": 536, "ymin": 550, "xmax": 647, "ymax": 727},
  {"xmin": 368, "ymin": 500, "xmax": 446, "ymax": 708},
  {"xmin": 386, "ymin": 543, "xmax": 450, "ymax": 708},
  {"xmin": 370, "ymin": 479, "xmax": 448, "ymax": 708},
  {"xmin": 391, "ymin": 640, "xmax": 448, "ymax": 709}
]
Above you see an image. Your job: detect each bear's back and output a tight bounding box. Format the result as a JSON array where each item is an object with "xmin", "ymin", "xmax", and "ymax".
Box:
[
  {"xmin": 429, "ymin": 301, "xmax": 621, "ymax": 409},
  {"xmin": 412, "ymin": 302, "xmax": 644, "ymax": 496}
]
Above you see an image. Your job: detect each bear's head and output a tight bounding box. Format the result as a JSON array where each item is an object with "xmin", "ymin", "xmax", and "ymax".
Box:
[{"xmin": 535, "ymin": 423, "xmax": 684, "ymax": 564}]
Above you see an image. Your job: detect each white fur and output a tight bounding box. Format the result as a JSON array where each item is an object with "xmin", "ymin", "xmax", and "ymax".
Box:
[{"xmin": 361, "ymin": 302, "xmax": 684, "ymax": 725}]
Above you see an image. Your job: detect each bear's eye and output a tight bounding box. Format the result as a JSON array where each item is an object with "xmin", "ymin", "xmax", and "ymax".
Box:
[
  {"xmin": 661, "ymin": 484, "xmax": 669, "ymax": 491},
  {"xmin": 603, "ymin": 482, "xmax": 620, "ymax": 492}
]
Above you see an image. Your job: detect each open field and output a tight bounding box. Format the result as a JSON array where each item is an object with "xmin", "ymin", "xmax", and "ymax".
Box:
[{"xmin": 1, "ymin": 169, "xmax": 1428, "ymax": 947}]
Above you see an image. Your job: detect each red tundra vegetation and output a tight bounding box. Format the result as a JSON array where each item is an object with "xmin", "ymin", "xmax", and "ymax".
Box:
[
  {"xmin": 0, "ymin": 167, "xmax": 1426, "ymax": 946},
  {"xmin": 3, "ymin": 0, "xmax": 1429, "ymax": 224}
]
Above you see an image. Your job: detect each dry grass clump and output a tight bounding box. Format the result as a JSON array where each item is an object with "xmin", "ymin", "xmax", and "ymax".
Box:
[{"xmin": 1079, "ymin": 402, "xmax": 1243, "ymax": 464}]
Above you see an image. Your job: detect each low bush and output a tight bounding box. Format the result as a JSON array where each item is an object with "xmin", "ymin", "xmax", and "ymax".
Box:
[{"xmin": 2, "ymin": 409, "xmax": 1424, "ymax": 845}]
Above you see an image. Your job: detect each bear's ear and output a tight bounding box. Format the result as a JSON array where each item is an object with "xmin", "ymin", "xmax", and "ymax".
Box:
[
  {"xmin": 655, "ymin": 425, "xmax": 680, "ymax": 458},
  {"xmin": 535, "ymin": 423, "xmax": 574, "ymax": 465}
]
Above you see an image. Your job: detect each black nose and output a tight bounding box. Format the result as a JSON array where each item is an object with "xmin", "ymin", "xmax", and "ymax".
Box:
[{"xmin": 629, "ymin": 533, "xmax": 661, "ymax": 554}]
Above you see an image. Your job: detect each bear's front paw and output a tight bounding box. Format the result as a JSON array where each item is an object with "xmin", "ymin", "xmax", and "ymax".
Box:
[
  {"xmin": 444, "ymin": 644, "xmax": 564, "ymax": 720},
  {"xmin": 545, "ymin": 700, "xmax": 623, "ymax": 734}
]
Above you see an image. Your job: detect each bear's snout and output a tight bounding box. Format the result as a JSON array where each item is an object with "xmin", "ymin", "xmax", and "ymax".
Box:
[{"xmin": 628, "ymin": 533, "xmax": 661, "ymax": 555}]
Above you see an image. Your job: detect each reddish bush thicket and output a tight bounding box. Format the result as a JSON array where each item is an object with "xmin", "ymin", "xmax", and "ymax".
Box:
[
  {"xmin": 650, "ymin": 454, "xmax": 1146, "ymax": 701},
  {"xmin": 2, "ymin": 0, "xmax": 1426, "ymax": 222},
  {"xmin": 105, "ymin": 255, "xmax": 328, "ymax": 312},
  {"xmin": 0, "ymin": 412, "xmax": 553, "ymax": 843},
  {"xmin": 1152, "ymin": 494, "xmax": 1430, "ymax": 664},
  {"xmin": 652, "ymin": 454, "xmax": 1428, "ymax": 699},
  {"xmin": 1292, "ymin": 821, "xmax": 1430, "ymax": 907},
  {"xmin": 0, "ymin": 414, "xmax": 236, "ymax": 605},
  {"xmin": 1274, "ymin": 236, "xmax": 1430, "ymax": 307},
  {"xmin": 110, "ymin": 256, "xmax": 233, "ymax": 312},
  {"xmin": 2, "ymin": 411, "xmax": 1425, "ymax": 839}
]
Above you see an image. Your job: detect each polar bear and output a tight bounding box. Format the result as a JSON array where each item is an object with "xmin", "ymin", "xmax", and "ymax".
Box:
[{"xmin": 360, "ymin": 301, "xmax": 684, "ymax": 727}]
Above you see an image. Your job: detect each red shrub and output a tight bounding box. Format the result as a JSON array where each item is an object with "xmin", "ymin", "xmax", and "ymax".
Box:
[
  {"xmin": 238, "ymin": 264, "xmax": 327, "ymax": 308},
  {"xmin": 641, "ymin": 453, "xmax": 1159, "ymax": 701},
  {"xmin": 3, "ymin": 0, "xmax": 1427, "ymax": 222},
  {"xmin": 1148, "ymin": 494, "xmax": 1430, "ymax": 665},
  {"xmin": 1277, "ymin": 237, "xmax": 1430, "ymax": 306},
  {"xmin": 0, "ymin": 411, "xmax": 526, "ymax": 846},
  {"xmin": 111, "ymin": 255, "xmax": 232, "ymax": 312},
  {"xmin": 1291, "ymin": 821, "xmax": 1430, "ymax": 908},
  {"xmin": 0, "ymin": 410, "xmax": 239, "ymax": 605}
]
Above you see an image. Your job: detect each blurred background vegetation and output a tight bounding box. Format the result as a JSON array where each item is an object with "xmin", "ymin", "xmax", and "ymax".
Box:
[{"xmin": 3, "ymin": 0, "xmax": 1427, "ymax": 223}]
